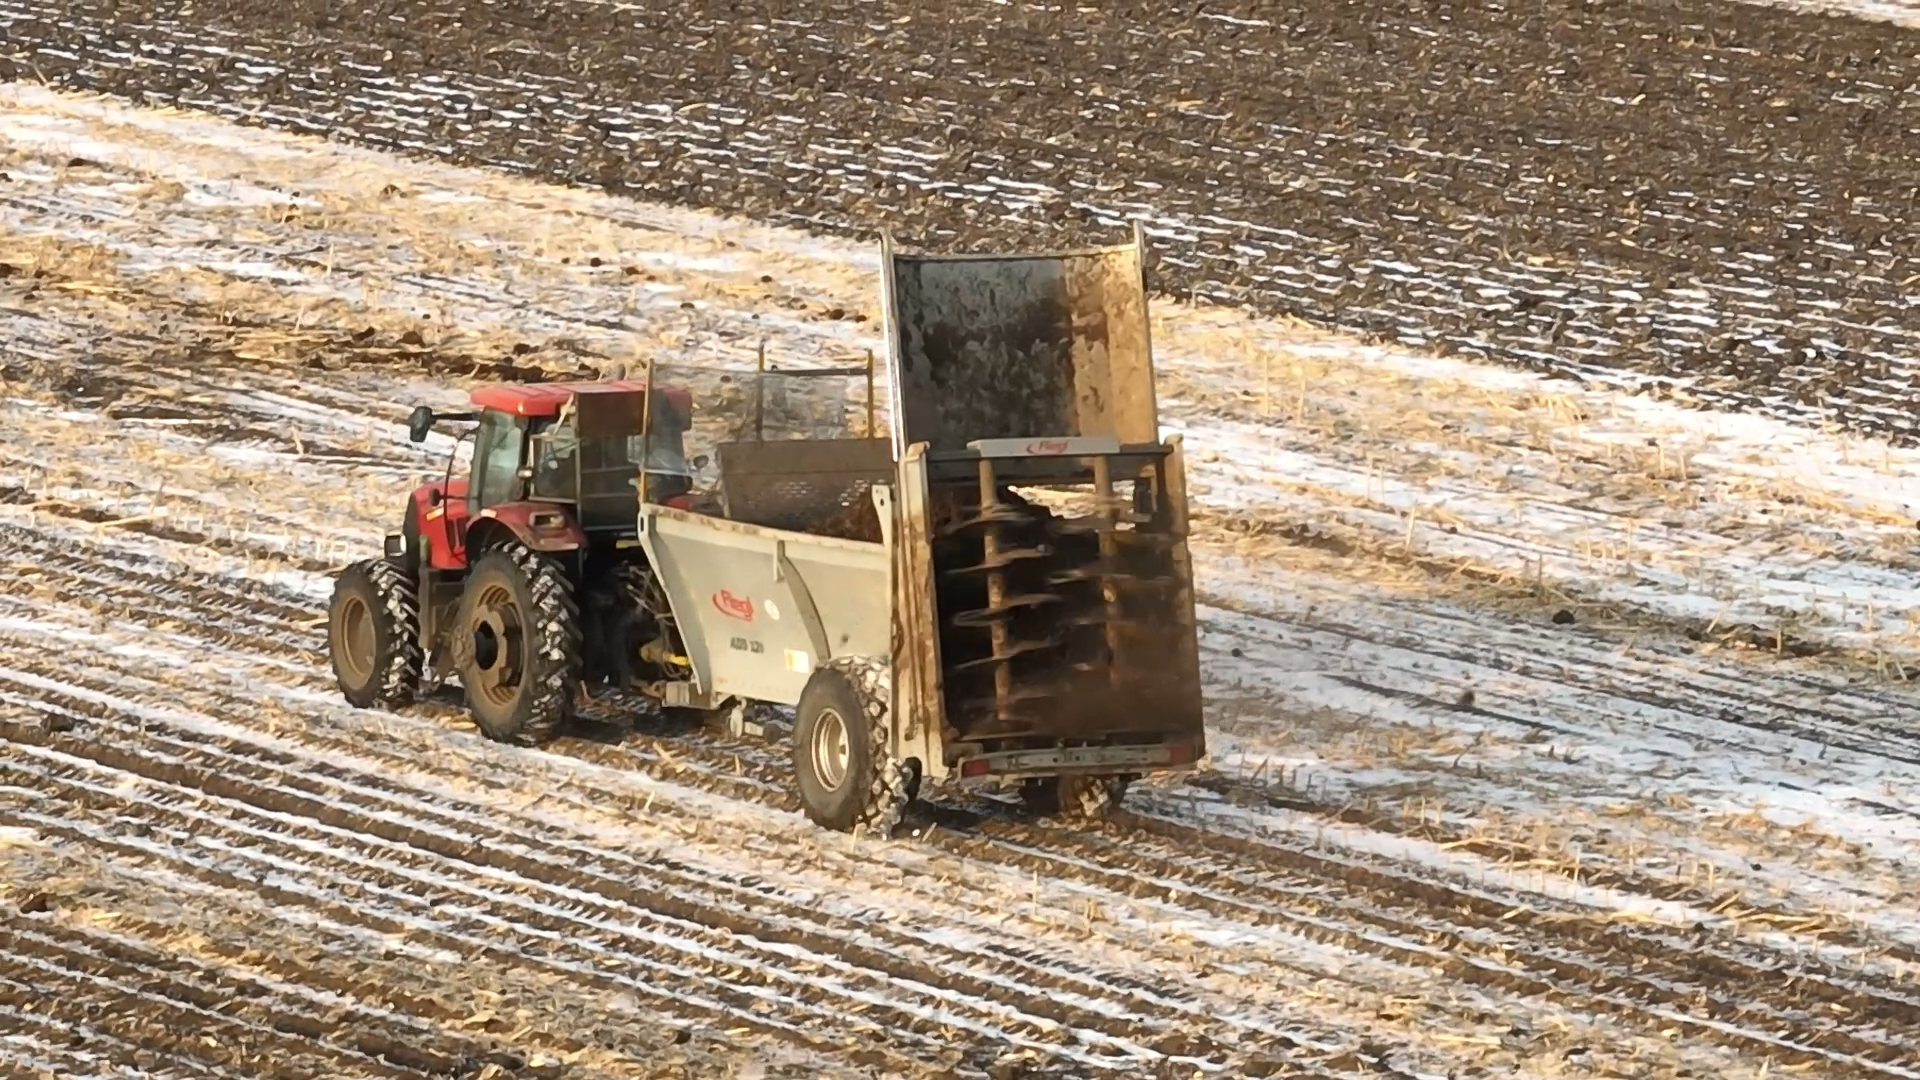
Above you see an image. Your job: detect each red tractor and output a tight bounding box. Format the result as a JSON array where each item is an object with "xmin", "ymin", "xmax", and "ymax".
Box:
[{"xmin": 325, "ymin": 377, "xmax": 707, "ymax": 745}]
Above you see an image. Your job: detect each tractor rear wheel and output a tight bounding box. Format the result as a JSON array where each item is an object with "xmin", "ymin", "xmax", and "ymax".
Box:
[
  {"xmin": 453, "ymin": 545, "xmax": 582, "ymax": 747},
  {"xmin": 327, "ymin": 557, "xmax": 423, "ymax": 710},
  {"xmin": 791, "ymin": 657, "xmax": 908, "ymax": 835},
  {"xmin": 1020, "ymin": 774, "xmax": 1131, "ymax": 821}
]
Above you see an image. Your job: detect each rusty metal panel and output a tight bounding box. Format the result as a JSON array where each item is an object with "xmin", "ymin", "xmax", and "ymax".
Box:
[
  {"xmin": 1131, "ymin": 435, "xmax": 1206, "ymax": 746},
  {"xmin": 880, "ymin": 226, "xmax": 1159, "ymax": 455},
  {"xmin": 887, "ymin": 445, "xmax": 951, "ymax": 776},
  {"xmin": 568, "ymin": 388, "xmax": 644, "ymax": 437}
]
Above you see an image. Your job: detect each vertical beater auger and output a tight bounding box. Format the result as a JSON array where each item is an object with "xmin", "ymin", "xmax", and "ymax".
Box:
[{"xmin": 938, "ymin": 458, "xmax": 1070, "ymax": 732}]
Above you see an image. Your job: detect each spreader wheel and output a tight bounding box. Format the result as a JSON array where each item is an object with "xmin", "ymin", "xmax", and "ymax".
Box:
[
  {"xmin": 1020, "ymin": 773, "xmax": 1131, "ymax": 821},
  {"xmin": 327, "ymin": 557, "xmax": 423, "ymax": 710},
  {"xmin": 791, "ymin": 656, "xmax": 908, "ymax": 835},
  {"xmin": 453, "ymin": 544, "xmax": 582, "ymax": 747}
]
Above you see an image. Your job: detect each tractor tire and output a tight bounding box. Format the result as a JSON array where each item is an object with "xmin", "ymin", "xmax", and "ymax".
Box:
[
  {"xmin": 453, "ymin": 544, "xmax": 582, "ymax": 747},
  {"xmin": 327, "ymin": 557, "xmax": 423, "ymax": 710},
  {"xmin": 1020, "ymin": 773, "xmax": 1131, "ymax": 821},
  {"xmin": 791, "ymin": 656, "xmax": 908, "ymax": 836}
]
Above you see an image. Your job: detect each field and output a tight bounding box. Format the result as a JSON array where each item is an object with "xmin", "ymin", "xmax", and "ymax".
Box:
[
  {"xmin": 11, "ymin": 0, "xmax": 1920, "ymax": 440},
  {"xmin": 3, "ymin": 2, "xmax": 1920, "ymax": 1079}
]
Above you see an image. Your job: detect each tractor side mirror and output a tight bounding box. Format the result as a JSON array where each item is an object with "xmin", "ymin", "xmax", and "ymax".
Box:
[
  {"xmin": 692, "ymin": 454, "xmax": 710, "ymax": 470},
  {"xmin": 406, "ymin": 405, "xmax": 436, "ymax": 444}
]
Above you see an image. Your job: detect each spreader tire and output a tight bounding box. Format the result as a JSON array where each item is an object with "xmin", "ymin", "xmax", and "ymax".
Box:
[
  {"xmin": 1020, "ymin": 773, "xmax": 1131, "ymax": 821},
  {"xmin": 791, "ymin": 656, "xmax": 907, "ymax": 835},
  {"xmin": 453, "ymin": 544, "xmax": 582, "ymax": 747},
  {"xmin": 327, "ymin": 557, "xmax": 423, "ymax": 710}
]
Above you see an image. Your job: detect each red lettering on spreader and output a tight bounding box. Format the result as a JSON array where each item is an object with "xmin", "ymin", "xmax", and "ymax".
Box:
[{"xmin": 712, "ymin": 589, "xmax": 755, "ymax": 621}]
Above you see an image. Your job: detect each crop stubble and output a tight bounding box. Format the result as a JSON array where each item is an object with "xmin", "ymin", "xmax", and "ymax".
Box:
[
  {"xmin": 5, "ymin": 517, "xmax": 1920, "ymax": 1077},
  {"xmin": 5, "ymin": 33, "xmax": 1920, "ymax": 1077},
  {"xmin": 5, "ymin": 0, "xmax": 1920, "ymax": 440},
  {"xmin": 3, "ymin": 342, "xmax": 1919, "ymax": 1075}
]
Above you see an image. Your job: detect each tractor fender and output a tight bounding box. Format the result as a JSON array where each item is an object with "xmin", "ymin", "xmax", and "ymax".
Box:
[
  {"xmin": 468, "ymin": 502, "xmax": 586, "ymax": 555},
  {"xmin": 409, "ymin": 481, "xmax": 472, "ymax": 571}
]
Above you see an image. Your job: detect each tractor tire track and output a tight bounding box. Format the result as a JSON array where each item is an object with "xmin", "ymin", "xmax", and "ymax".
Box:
[
  {"xmin": 6, "ymin": 643, "xmax": 1915, "ymax": 1078},
  {"xmin": 0, "ymin": 929, "xmax": 441, "ymax": 1080},
  {"xmin": 4, "ymin": 533, "xmax": 1916, "ymax": 1073},
  {"xmin": 1, "ymin": 744, "xmax": 1358, "ymax": 1079},
  {"xmin": 0, "ymin": 996, "xmax": 233, "ymax": 1080}
]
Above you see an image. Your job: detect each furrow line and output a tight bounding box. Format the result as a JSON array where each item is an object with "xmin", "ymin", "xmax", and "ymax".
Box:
[
  {"xmin": 0, "ymin": 523, "xmax": 317, "ymax": 624},
  {"xmin": 0, "ymin": 832, "xmax": 642, "ymax": 1072},
  {"xmin": 0, "ymin": 675, "xmax": 1260, "ymax": 1039},
  {"xmin": 13, "ymin": 629, "xmax": 1907, "ymax": 1073},
  {"xmin": 890, "ymin": 804, "xmax": 1920, "ymax": 1074},
  {"xmin": 1214, "ymin": 598, "xmax": 1920, "ymax": 763},
  {"xmin": 1168, "ymin": 768, "xmax": 1920, "ymax": 971},
  {"xmin": 62, "ymin": 709, "xmax": 1228, "ymax": 1050},
  {"xmin": 1, "ymin": 744, "xmax": 1306, "ymax": 1077},
  {"xmin": 0, "ymin": 928, "xmax": 434, "ymax": 1080},
  {"xmin": 0, "ymin": 651, "xmax": 1379, "ymax": 1035},
  {"xmin": 1, "ymin": 919, "xmax": 535, "ymax": 1080},
  {"xmin": 0, "ymin": 994, "xmax": 231, "ymax": 1080},
  {"xmin": 0, "ymin": 813, "xmax": 847, "ymax": 1076},
  {"xmin": 0, "ymin": 763, "xmax": 1010, "ymax": 1077},
  {"xmin": 1099, "ymin": 807, "xmax": 1920, "ymax": 1071},
  {"xmin": 0, "ymin": 536, "xmax": 320, "ymax": 659}
]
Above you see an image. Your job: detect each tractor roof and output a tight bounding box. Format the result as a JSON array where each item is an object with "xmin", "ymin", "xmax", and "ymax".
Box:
[{"xmin": 469, "ymin": 379, "xmax": 692, "ymax": 418}]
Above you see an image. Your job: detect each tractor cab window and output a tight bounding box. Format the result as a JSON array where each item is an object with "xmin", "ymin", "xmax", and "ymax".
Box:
[
  {"xmin": 632, "ymin": 390, "xmax": 696, "ymax": 502},
  {"xmin": 628, "ymin": 429, "xmax": 692, "ymax": 480},
  {"xmin": 529, "ymin": 417, "xmax": 578, "ymax": 502},
  {"xmin": 526, "ymin": 398, "xmax": 694, "ymax": 511},
  {"xmin": 469, "ymin": 409, "xmax": 528, "ymax": 510}
]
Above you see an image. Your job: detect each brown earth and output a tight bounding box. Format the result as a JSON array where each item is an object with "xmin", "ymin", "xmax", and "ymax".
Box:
[{"xmin": 4, "ymin": 0, "xmax": 1920, "ymax": 441}]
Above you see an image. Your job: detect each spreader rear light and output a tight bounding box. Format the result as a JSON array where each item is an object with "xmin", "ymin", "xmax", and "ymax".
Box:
[{"xmin": 959, "ymin": 758, "xmax": 992, "ymax": 778}]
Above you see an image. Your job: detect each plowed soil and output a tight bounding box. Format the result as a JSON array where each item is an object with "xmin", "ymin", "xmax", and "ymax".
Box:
[
  {"xmin": 5, "ymin": 92, "xmax": 1920, "ymax": 1079},
  {"xmin": 4, "ymin": 0, "xmax": 1920, "ymax": 441}
]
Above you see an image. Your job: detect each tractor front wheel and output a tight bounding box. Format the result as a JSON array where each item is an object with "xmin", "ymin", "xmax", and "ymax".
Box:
[
  {"xmin": 327, "ymin": 558, "xmax": 423, "ymax": 710},
  {"xmin": 791, "ymin": 657, "xmax": 908, "ymax": 835},
  {"xmin": 453, "ymin": 545, "xmax": 582, "ymax": 747}
]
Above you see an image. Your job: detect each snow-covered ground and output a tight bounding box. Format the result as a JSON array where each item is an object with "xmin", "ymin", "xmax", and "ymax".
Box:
[
  {"xmin": 4, "ymin": 84, "xmax": 1920, "ymax": 1079},
  {"xmin": 1747, "ymin": 0, "xmax": 1920, "ymax": 27}
]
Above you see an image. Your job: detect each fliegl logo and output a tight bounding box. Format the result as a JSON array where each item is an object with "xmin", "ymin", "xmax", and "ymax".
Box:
[
  {"xmin": 1025, "ymin": 438, "xmax": 1071, "ymax": 455},
  {"xmin": 711, "ymin": 589, "xmax": 756, "ymax": 621}
]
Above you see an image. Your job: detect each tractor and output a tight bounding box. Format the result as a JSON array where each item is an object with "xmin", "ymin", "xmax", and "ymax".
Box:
[{"xmin": 326, "ymin": 376, "xmax": 710, "ymax": 746}]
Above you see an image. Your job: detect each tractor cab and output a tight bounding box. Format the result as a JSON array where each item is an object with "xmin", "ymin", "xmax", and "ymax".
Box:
[{"xmin": 400, "ymin": 378, "xmax": 700, "ymax": 570}]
